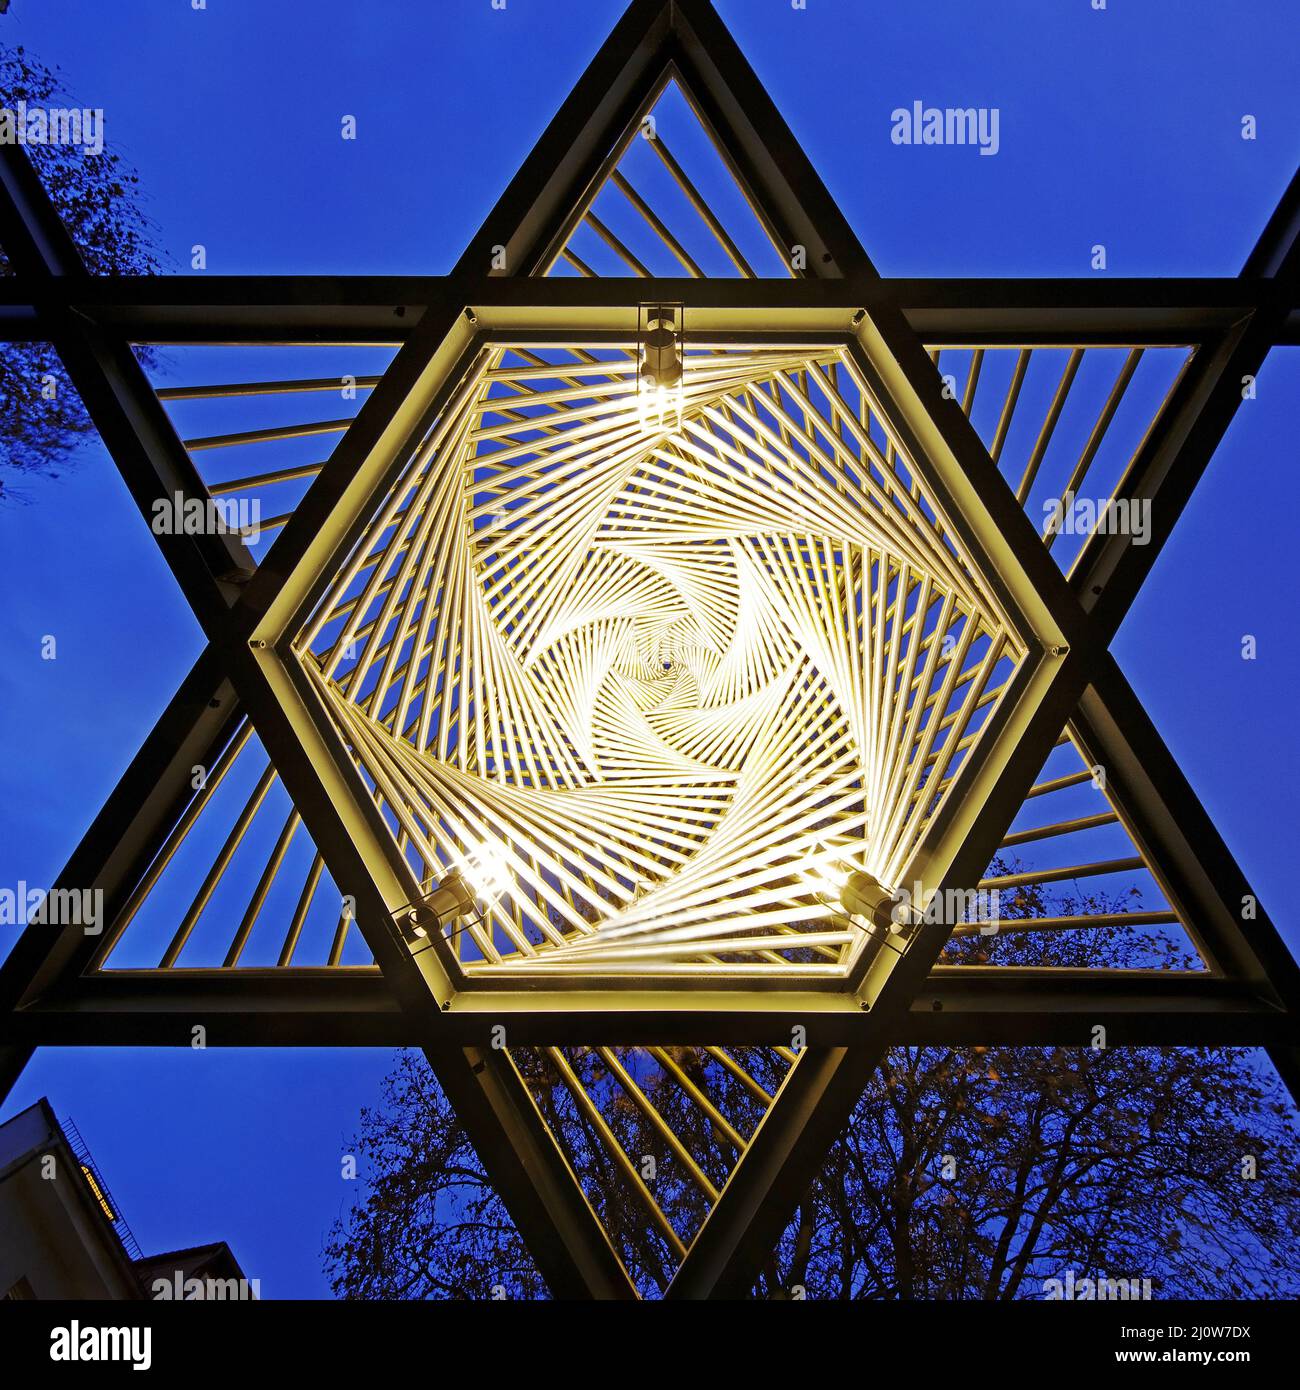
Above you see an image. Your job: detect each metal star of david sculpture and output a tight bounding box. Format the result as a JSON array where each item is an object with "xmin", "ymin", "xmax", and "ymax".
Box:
[{"xmin": 2, "ymin": 0, "xmax": 1297, "ymax": 1300}]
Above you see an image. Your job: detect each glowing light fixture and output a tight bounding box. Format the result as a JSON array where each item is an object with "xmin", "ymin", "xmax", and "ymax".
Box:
[
  {"xmin": 802, "ymin": 843, "xmax": 852, "ymax": 901},
  {"xmin": 637, "ymin": 303, "xmax": 685, "ymax": 431},
  {"xmin": 639, "ymin": 305, "xmax": 682, "ymax": 389},
  {"xmin": 457, "ymin": 842, "xmax": 513, "ymax": 904},
  {"xmin": 400, "ymin": 866, "xmax": 477, "ymax": 947},
  {"xmin": 839, "ymin": 869, "xmax": 897, "ymax": 934},
  {"xmin": 637, "ymin": 381, "xmax": 683, "ymax": 432}
]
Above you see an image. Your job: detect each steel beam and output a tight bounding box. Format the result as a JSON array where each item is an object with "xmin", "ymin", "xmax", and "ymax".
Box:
[
  {"xmin": 6, "ymin": 969, "xmax": 1289, "ymax": 1049},
  {"xmin": 907, "ymin": 970, "xmax": 1289, "ymax": 1046},
  {"xmin": 4, "ymin": 973, "xmax": 406, "ymax": 1048},
  {"xmin": 0, "ymin": 274, "xmax": 1293, "ymax": 343}
]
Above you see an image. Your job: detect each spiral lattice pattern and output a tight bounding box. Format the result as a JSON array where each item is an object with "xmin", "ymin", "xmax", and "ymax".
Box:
[{"xmin": 295, "ymin": 338, "xmax": 1023, "ymax": 981}]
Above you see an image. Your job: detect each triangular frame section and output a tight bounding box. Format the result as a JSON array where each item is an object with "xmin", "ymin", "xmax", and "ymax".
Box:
[{"xmin": 452, "ymin": 0, "xmax": 874, "ymax": 282}]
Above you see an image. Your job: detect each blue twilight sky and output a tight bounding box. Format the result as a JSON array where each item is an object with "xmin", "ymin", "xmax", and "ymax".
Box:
[{"xmin": 1, "ymin": 0, "xmax": 1298, "ymax": 1297}]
